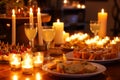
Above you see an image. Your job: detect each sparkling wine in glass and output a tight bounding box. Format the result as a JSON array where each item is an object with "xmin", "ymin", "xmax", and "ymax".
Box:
[
  {"xmin": 42, "ymin": 27, "xmax": 55, "ymax": 50},
  {"xmin": 24, "ymin": 23, "xmax": 37, "ymax": 48},
  {"xmin": 90, "ymin": 21, "xmax": 101, "ymax": 36},
  {"xmin": 42, "ymin": 26, "xmax": 55, "ymax": 59}
]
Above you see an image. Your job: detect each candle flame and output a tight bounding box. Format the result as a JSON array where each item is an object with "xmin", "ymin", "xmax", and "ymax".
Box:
[
  {"xmin": 36, "ymin": 72, "xmax": 42, "ymax": 80},
  {"xmin": 101, "ymin": 8, "xmax": 104, "ymax": 13},
  {"xmin": 30, "ymin": 8, "xmax": 33, "ymax": 13},
  {"xmin": 18, "ymin": 9, "xmax": 20, "ymax": 13},
  {"xmin": 57, "ymin": 19, "xmax": 60, "ymax": 22},
  {"xmin": 12, "ymin": 74, "xmax": 18, "ymax": 80},
  {"xmin": 38, "ymin": 7, "xmax": 40, "ymax": 13},
  {"xmin": 64, "ymin": 0, "xmax": 67, "ymax": 4},
  {"xmin": 12, "ymin": 9, "xmax": 15, "ymax": 15}
]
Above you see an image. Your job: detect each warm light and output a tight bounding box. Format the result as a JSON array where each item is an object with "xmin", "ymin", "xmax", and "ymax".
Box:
[
  {"xmin": 81, "ymin": 5, "xmax": 86, "ymax": 9},
  {"xmin": 97, "ymin": 40, "xmax": 104, "ymax": 47},
  {"xmin": 101, "ymin": 8, "xmax": 104, "ymax": 13},
  {"xmin": 77, "ymin": 4, "xmax": 81, "ymax": 8},
  {"xmin": 63, "ymin": 54, "xmax": 67, "ymax": 62},
  {"xmin": 38, "ymin": 7, "xmax": 40, "ymax": 14},
  {"xmin": 64, "ymin": 0, "xmax": 67, "ymax": 4},
  {"xmin": 9, "ymin": 54, "xmax": 21, "ymax": 70},
  {"xmin": 12, "ymin": 9, "xmax": 15, "ymax": 15},
  {"xmin": 33, "ymin": 52, "xmax": 44, "ymax": 67},
  {"xmin": 110, "ymin": 40, "xmax": 116, "ymax": 44},
  {"xmin": 30, "ymin": 8, "xmax": 32, "ymax": 13},
  {"xmin": 12, "ymin": 74, "xmax": 18, "ymax": 80},
  {"xmin": 22, "ymin": 54, "xmax": 33, "ymax": 68},
  {"xmin": 57, "ymin": 19, "xmax": 60, "ymax": 22},
  {"xmin": 22, "ymin": 53, "xmax": 33, "ymax": 74},
  {"xmin": 114, "ymin": 37, "xmax": 120, "ymax": 42},
  {"xmin": 36, "ymin": 72, "xmax": 42, "ymax": 80},
  {"xmin": 63, "ymin": 31, "xmax": 70, "ymax": 42},
  {"xmin": 25, "ymin": 78, "xmax": 30, "ymax": 80},
  {"xmin": 66, "ymin": 37, "xmax": 71, "ymax": 42}
]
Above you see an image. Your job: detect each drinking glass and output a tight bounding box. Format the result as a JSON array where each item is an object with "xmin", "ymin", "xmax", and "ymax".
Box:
[
  {"xmin": 42, "ymin": 26, "xmax": 55, "ymax": 59},
  {"xmin": 90, "ymin": 21, "xmax": 101, "ymax": 36},
  {"xmin": 24, "ymin": 23, "xmax": 37, "ymax": 48},
  {"xmin": 42, "ymin": 26, "xmax": 55, "ymax": 50}
]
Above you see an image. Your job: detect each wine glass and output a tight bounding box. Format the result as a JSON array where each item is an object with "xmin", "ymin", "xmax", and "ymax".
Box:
[
  {"xmin": 42, "ymin": 26, "xmax": 55, "ymax": 50},
  {"xmin": 42, "ymin": 26, "xmax": 55, "ymax": 58},
  {"xmin": 24, "ymin": 23, "xmax": 37, "ymax": 48},
  {"xmin": 90, "ymin": 21, "xmax": 101, "ymax": 36}
]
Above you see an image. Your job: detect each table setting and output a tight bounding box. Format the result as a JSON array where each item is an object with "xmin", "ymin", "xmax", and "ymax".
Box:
[{"xmin": 0, "ymin": 3, "xmax": 120, "ymax": 80}]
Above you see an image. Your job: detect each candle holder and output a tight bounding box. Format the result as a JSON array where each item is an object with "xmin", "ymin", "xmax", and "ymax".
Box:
[
  {"xmin": 33, "ymin": 52, "xmax": 44, "ymax": 68},
  {"xmin": 22, "ymin": 53, "xmax": 33, "ymax": 74},
  {"xmin": 9, "ymin": 53, "xmax": 21, "ymax": 71}
]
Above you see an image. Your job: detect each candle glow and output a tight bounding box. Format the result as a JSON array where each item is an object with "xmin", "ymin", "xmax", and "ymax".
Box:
[
  {"xmin": 12, "ymin": 9, "xmax": 16, "ymax": 45},
  {"xmin": 37, "ymin": 7, "xmax": 43, "ymax": 46}
]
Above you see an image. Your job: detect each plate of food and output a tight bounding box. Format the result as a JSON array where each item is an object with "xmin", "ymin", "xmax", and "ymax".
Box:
[
  {"xmin": 42, "ymin": 61, "xmax": 106, "ymax": 78},
  {"xmin": 65, "ymin": 51, "xmax": 120, "ymax": 64}
]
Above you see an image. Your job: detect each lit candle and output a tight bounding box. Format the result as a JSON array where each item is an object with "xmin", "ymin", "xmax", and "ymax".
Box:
[
  {"xmin": 63, "ymin": 31, "xmax": 69, "ymax": 43},
  {"xmin": 29, "ymin": 8, "xmax": 34, "ymax": 25},
  {"xmin": 37, "ymin": 7, "xmax": 43, "ymax": 46},
  {"xmin": 12, "ymin": 74, "xmax": 18, "ymax": 80},
  {"xmin": 53, "ymin": 19, "xmax": 64, "ymax": 45},
  {"xmin": 36, "ymin": 72, "xmax": 42, "ymax": 80},
  {"xmin": 33, "ymin": 52, "xmax": 44, "ymax": 67},
  {"xmin": 12, "ymin": 9, "xmax": 16, "ymax": 45},
  {"xmin": 9, "ymin": 54, "xmax": 21, "ymax": 70},
  {"xmin": 22, "ymin": 53, "xmax": 33, "ymax": 74},
  {"xmin": 63, "ymin": 0, "xmax": 68, "ymax": 7},
  {"xmin": 98, "ymin": 8, "xmax": 108, "ymax": 37}
]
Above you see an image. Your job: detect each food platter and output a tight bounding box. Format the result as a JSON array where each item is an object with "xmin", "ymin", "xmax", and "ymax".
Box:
[
  {"xmin": 42, "ymin": 61, "xmax": 106, "ymax": 78},
  {"xmin": 65, "ymin": 52, "xmax": 120, "ymax": 64}
]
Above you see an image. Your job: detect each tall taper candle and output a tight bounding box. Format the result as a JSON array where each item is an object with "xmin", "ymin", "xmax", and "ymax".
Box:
[
  {"xmin": 12, "ymin": 9, "xmax": 16, "ymax": 45},
  {"xmin": 98, "ymin": 8, "xmax": 108, "ymax": 37},
  {"xmin": 37, "ymin": 8, "xmax": 43, "ymax": 46},
  {"xmin": 29, "ymin": 8, "xmax": 34, "ymax": 25}
]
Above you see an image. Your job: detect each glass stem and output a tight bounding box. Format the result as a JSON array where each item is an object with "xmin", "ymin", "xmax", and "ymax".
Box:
[
  {"xmin": 46, "ymin": 41, "xmax": 50, "ymax": 51},
  {"xmin": 29, "ymin": 39, "xmax": 34, "ymax": 48}
]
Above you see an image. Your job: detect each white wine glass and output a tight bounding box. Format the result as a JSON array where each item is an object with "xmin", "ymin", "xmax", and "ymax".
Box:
[
  {"xmin": 90, "ymin": 21, "xmax": 101, "ymax": 36},
  {"xmin": 24, "ymin": 23, "xmax": 37, "ymax": 48},
  {"xmin": 42, "ymin": 26, "xmax": 55, "ymax": 58},
  {"xmin": 42, "ymin": 26, "xmax": 55, "ymax": 50}
]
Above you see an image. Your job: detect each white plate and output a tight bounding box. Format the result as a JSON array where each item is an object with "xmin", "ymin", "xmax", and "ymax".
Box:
[
  {"xmin": 42, "ymin": 61, "xmax": 106, "ymax": 78},
  {"xmin": 65, "ymin": 52, "xmax": 120, "ymax": 64}
]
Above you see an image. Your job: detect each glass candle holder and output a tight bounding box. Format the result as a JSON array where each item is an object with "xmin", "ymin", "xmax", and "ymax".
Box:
[
  {"xmin": 22, "ymin": 53, "xmax": 33, "ymax": 74},
  {"xmin": 33, "ymin": 52, "xmax": 44, "ymax": 68},
  {"xmin": 9, "ymin": 53, "xmax": 21, "ymax": 70}
]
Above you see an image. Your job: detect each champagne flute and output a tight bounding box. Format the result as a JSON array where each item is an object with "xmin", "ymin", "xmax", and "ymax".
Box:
[
  {"xmin": 42, "ymin": 26, "xmax": 55, "ymax": 58},
  {"xmin": 24, "ymin": 23, "xmax": 37, "ymax": 48},
  {"xmin": 90, "ymin": 21, "xmax": 101, "ymax": 36}
]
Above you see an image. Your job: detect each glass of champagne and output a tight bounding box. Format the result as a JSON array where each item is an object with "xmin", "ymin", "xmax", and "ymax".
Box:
[
  {"xmin": 42, "ymin": 26, "xmax": 55, "ymax": 50},
  {"xmin": 90, "ymin": 20, "xmax": 101, "ymax": 36},
  {"xmin": 24, "ymin": 23, "xmax": 37, "ymax": 48},
  {"xmin": 42, "ymin": 26, "xmax": 55, "ymax": 58}
]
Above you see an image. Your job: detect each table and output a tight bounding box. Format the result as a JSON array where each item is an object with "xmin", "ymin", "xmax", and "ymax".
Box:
[{"xmin": 0, "ymin": 60, "xmax": 120, "ymax": 80}]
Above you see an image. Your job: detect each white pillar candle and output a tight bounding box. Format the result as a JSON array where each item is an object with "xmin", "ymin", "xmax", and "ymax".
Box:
[
  {"xmin": 98, "ymin": 8, "xmax": 108, "ymax": 38},
  {"xmin": 29, "ymin": 8, "xmax": 34, "ymax": 25},
  {"xmin": 37, "ymin": 8, "xmax": 43, "ymax": 46},
  {"xmin": 12, "ymin": 9, "xmax": 16, "ymax": 45},
  {"xmin": 53, "ymin": 19, "xmax": 64, "ymax": 45}
]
